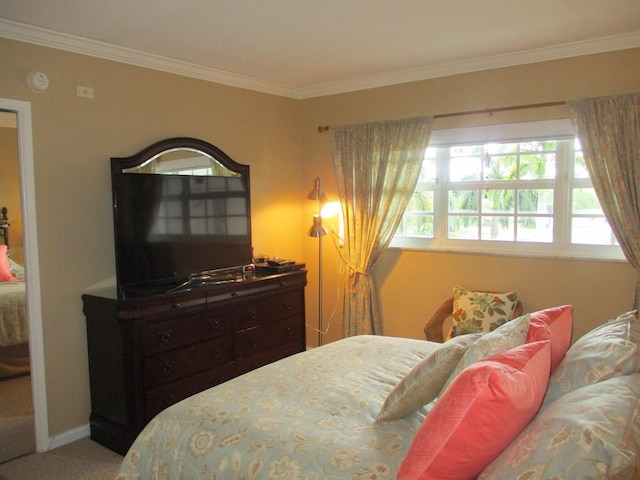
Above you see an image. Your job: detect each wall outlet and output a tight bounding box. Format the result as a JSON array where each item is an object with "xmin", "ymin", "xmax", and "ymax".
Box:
[{"xmin": 76, "ymin": 86, "xmax": 94, "ymax": 99}]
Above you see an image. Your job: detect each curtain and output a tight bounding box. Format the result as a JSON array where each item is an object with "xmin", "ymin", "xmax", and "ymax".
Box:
[
  {"xmin": 567, "ymin": 93, "xmax": 640, "ymax": 310},
  {"xmin": 330, "ymin": 117, "xmax": 433, "ymax": 336}
]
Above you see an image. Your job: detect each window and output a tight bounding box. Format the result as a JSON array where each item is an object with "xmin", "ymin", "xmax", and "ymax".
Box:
[{"xmin": 392, "ymin": 121, "xmax": 623, "ymax": 260}]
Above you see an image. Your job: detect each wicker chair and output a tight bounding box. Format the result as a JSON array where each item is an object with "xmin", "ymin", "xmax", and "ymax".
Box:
[{"xmin": 423, "ymin": 295, "xmax": 524, "ymax": 343}]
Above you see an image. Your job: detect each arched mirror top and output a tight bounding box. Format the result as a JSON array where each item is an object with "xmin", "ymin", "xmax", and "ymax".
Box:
[{"xmin": 111, "ymin": 137, "xmax": 248, "ymax": 178}]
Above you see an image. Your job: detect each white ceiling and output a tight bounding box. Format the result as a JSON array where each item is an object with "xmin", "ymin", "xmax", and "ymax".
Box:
[{"xmin": 1, "ymin": 0, "xmax": 640, "ymax": 99}]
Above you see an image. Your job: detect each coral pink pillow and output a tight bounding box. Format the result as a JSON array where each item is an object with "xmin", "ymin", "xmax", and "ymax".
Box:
[
  {"xmin": 526, "ymin": 305, "xmax": 573, "ymax": 372},
  {"xmin": 398, "ymin": 340, "xmax": 551, "ymax": 480},
  {"xmin": 0, "ymin": 245, "xmax": 15, "ymax": 282}
]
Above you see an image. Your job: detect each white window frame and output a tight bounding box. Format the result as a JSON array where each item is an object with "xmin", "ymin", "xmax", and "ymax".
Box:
[{"xmin": 391, "ymin": 120, "xmax": 625, "ymax": 261}]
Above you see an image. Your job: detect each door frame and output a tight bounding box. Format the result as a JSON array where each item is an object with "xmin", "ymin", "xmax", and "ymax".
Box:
[{"xmin": 0, "ymin": 98, "xmax": 48, "ymax": 451}]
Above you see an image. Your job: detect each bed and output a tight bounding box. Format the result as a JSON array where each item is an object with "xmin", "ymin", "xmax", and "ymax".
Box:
[
  {"xmin": 0, "ymin": 206, "xmax": 29, "ymax": 379},
  {"xmin": 116, "ymin": 307, "xmax": 640, "ymax": 479}
]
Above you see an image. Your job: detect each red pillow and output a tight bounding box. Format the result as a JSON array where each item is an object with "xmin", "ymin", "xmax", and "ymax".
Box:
[
  {"xmin": 0, "ymin": 245, "xmax": 15, "ymax": 282},
  {"xmin": 526, "ymin": 305, "xmax": 573, "ymax": 372},
  {"xmin": 398, "ymin": 340, "xmax": 551, "ymax": 480}
]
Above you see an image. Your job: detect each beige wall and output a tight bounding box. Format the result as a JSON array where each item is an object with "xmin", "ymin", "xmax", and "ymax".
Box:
[
  {"xmin": 300, "ymin": 48, "xmax": 640, "ymax": 346},
  {"xmin": 0, "ymin": 37, "xmax": 304, "ymax": 437},
  {"xmin": 1, "ymin": 34, "xmax": 639, "ymax": 441}
]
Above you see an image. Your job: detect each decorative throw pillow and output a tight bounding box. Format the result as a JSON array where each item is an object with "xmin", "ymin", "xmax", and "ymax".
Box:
[
  {"xmin": 526, "ymin": 305, "xmax": 573, "ymax": 372},
  {"xmin": 449, "ymin": 286, "xmax": 519, "ymax": 338},
  {"xmin": 377, "ymin": 333, "xmax": 482, "ymax": 421},
  {"xmin": 442, "ymin": 313, "xmax": 531, "ymax": 392},
  {"xmin": 398, "ymin": 340, "xmax": 551, "ymax": 480},
  {"xmin": 541, "ymin": 309, "xmax": 640, "ymax": 409},
  {"xmin": 479, "ymin": 373, "xmax": 640, "ymax": 479},
  {"xmin": 0, "ymin": 245, "xmax": 16, "ymax": 282}
]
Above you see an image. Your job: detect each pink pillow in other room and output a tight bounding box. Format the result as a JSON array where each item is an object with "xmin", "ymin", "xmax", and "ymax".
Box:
[
  {"xmin": 398, "ymin": 340, "xmax": 551, "ymax": 480},
  {"xmin": 0, "ymin": 245, "xmax": 16, "ymax": 282},
  {"xmin": 526, "ymin": 305, "xmax": 573, "ymax": 372}
]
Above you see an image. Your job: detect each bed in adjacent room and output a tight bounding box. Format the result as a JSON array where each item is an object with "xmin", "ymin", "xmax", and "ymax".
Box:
[{"xmin": 0, "ymin": 230, "xmax": 29, "ymax": 379}]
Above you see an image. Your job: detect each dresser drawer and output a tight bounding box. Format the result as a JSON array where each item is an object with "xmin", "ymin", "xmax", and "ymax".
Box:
[
  {"xmin": 141, "ymin": 308, "xmax": 232, "ymax": 355},
  {"xmin": 235, "ymin": 339, "xmax": 304, "ymax": 376},
  {"xmin": 144, "ymin": 362, "xmax": 237, "ymax": 421},
  {"xmin": 233, "ymin": 291, "xmax": 302, "ymax": 330},
  {"xmin": 143, "ymin": 336, "xmax": 233, "ymax": 387},
  {"xmin": 235, "ymin": 315, "xmax": 303, "ymax": 357},
  {"xmin": 130, "ymin": 291, "xmax": 207, "ymax": 320}
]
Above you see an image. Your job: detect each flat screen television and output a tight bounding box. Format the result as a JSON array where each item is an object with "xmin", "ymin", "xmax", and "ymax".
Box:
[{"xmin": 111, "ymin": 138, "xmax": 253, "ymax": 299}]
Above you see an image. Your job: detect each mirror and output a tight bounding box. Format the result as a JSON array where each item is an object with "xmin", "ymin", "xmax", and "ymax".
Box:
[
  {"xmin": 113, "ymin": 137, "xmax": 246, "ymax": 177},
  {"xmin": 111, "ymin": 138, "xmax": 252, "ymax": 298}
]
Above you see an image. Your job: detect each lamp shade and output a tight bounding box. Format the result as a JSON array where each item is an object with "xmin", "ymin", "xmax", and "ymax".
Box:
[
  {"xmin": 307, "ymin": 177, "xmax": 328, "ymax": 203},
  {"xmin": 308, "ymin": 215, "xmax": 328, "ymax": 237}
]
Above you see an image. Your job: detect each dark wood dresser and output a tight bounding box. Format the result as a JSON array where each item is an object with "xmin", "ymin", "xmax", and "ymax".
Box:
[{"xmin": 82, "ymin": 269, "xmax": 306, "ymax": 455}]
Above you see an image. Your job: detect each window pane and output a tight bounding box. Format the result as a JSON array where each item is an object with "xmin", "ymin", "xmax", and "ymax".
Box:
[
  {"xmin": 485, "ymin": 154, "xmax": 517, "ymax": 181},
  {"xmin": 481, "ymin": 216, "xmax": 514, "ymax": 241},
  {"xmin": 449, "ymin": 190, "xmax": 479, "ymax": 213},
  {"xmin": 572, "ymin": 218, "xmax": 617, "ymax": 245},
  {"xmin": 399, "ymin": 214, "xmax": 434, "ymax": 237},
  {"xmin": 450, "ymin": 156, "xmax": 481, "ymax": 181},
  {"xmin": 518, "ymin": 189, "xmax": 553, "ymax": 214},
  {"xmin": 449, "ymin": 216, "xmax": 478, "ymax": 239},
  {"xmin": 520, "ymin": 153, "xmax": 556, "ymax": 179},
  {"xmin": 572, "ymin": 188, "xmax": 603, "ymax": 215},
  {"xmin": 407, "ymin": 191, "xmax": 434, "ymax": 212},
  {"xmin": 517, "ymin": 217, "xmax": 553, "ymax": 242},
  {"xmin": 419, "ymin": 155, "xmax": 436, "ymax": 182},
  {"xmin": 572, "ymin": 139, "xmax": 590, "ymax": 179},
  {"xmin": 482, "ymin": 189, "xmax": 514, "ymax": 213}
]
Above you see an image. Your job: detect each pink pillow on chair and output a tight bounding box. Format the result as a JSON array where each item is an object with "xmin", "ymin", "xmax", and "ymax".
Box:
[
  {"xmin": 0, "ymin": 245, "xmax": 16, "ymax": 282},
  {"xmin": 398, "ymin": 340, "xmax": 551, "ymax": 480}
]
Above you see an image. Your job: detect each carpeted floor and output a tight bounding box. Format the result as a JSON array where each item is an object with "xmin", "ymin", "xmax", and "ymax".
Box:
[
  {"xmin": 0, "ymin": 375, "xmax": 34, "ymax": 464},
  {"xmin": 0, "ymin": 437, "xmax": 123, "ymax": 480}
]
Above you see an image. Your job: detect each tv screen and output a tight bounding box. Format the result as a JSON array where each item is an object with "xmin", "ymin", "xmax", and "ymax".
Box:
[{"xmin": 112, "ymin": 172, "xmax": 252, "ymax": 297}]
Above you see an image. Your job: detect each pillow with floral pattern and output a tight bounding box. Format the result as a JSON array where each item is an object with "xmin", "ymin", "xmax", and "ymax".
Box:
[{"xmin": 449, "ymin": 286, "xmax": 519, "ymax": 339}]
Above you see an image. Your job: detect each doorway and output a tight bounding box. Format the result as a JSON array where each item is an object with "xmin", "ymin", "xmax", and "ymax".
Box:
[{"xmin": 0, "ymin": 99, "xmax": 47, "ymax": 459}]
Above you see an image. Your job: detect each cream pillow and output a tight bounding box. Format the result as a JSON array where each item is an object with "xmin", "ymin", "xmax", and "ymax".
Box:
[
  {"xmin": 449, "ymin": 286, "xmax": 519, "ymax": 339},
  {"xmin": 442, "ymin": 313, "xmax": 531, "ymax": 392},
  {"xmin": 541, "ymin": 310, "xmax": 640, "ymax": 409},
  {"xmin": 377, "ymin": 333, "xmax": 482, "ymax": 421}
]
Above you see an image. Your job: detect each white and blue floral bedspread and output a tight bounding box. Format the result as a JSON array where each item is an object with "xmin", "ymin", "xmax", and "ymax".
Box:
[{"xmin": 116, "ymin": 335, "xmax": 438, "ymax": 480}]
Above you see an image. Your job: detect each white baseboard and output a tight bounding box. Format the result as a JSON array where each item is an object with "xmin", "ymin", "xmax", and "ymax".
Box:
[{"xmin": 46, "ymin": 423, "xmax": 90, "ymax": 451}]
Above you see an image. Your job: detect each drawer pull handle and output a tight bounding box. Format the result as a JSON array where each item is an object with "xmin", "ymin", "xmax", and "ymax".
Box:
[
  {"xmin": 210, "ymin": 348, "xmax": 221, "ymax": 358},
  {"xmin": 279, "ymin": 281, "xmax": 287, "ymax": 287},
  {"xmin": 249, "ymin": 336, "xmax": 258, "ymax": 346},
  {"xmin": 247, "ymin": 310, "xmax": 257, "ymax": 320},
  {"xmin": 283, "ymin": 301, "xmax": 292, "ymax": 310},
  {"xmin": 159, "ymin": 332, "xmax": 172, "ymax": 343},
  {"xmin": 209, "ymin": 319, "xmax": 221, "ymax": 329},
  {"xmin": 162, "ymin": 393, "xmax": 175, "ymax": 405},
  {"xmin": 231, "ymin": 291, "xmax": 238, "ymax": 297},
  {"xmin": 171, "ymin": 303, "xmax": 180, "ymax": 309},
  {"xmin": 285, "ymin": 326, "xmax": 293, "ymax": 335},
  {"xmin": 160, "ymin": 362, "xmax": 174, "ymax": 374}
]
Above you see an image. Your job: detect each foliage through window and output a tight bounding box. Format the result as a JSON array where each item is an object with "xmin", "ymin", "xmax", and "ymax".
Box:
[{"xmin": 393, "ymin": 126, "xmax": 623, "ymax": 260}]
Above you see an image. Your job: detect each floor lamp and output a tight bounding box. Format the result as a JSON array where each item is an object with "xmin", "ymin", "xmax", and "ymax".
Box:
[{"xmin": 307, "ymin": 177, "xmax": 327, "ymax": 347}]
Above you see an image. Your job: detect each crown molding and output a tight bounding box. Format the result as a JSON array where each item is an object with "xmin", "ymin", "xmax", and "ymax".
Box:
[
  {"xmin": 299, "ymin": 31, "xmax": 640, "ymax": 99},
  {"xmin": 2, "ymin": 18, "xmax": 639, "ymax": 100}
]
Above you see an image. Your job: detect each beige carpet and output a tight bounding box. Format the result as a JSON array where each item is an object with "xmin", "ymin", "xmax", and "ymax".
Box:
[
  {"xmin": 0, "ymin": 437, "xmax": 123, "ymax": 480},
  {"xmin": 0, "ymin": 375, "xmax": 34, "ymax": 464}
]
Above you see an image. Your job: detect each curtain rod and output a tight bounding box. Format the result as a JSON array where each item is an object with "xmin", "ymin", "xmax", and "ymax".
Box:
[{"xmin": 317, "ymin": 100, "xmax": 566, "ymax": 133}]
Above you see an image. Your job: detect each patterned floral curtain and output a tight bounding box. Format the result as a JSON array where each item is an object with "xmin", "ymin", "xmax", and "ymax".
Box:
[
  {"xmin": 330, "ymin": 117, "xmax": 433, "ymax": 336},
  {"xmin": 567, "ymin": 93, "xmax": 640, "ymax": 310}
]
